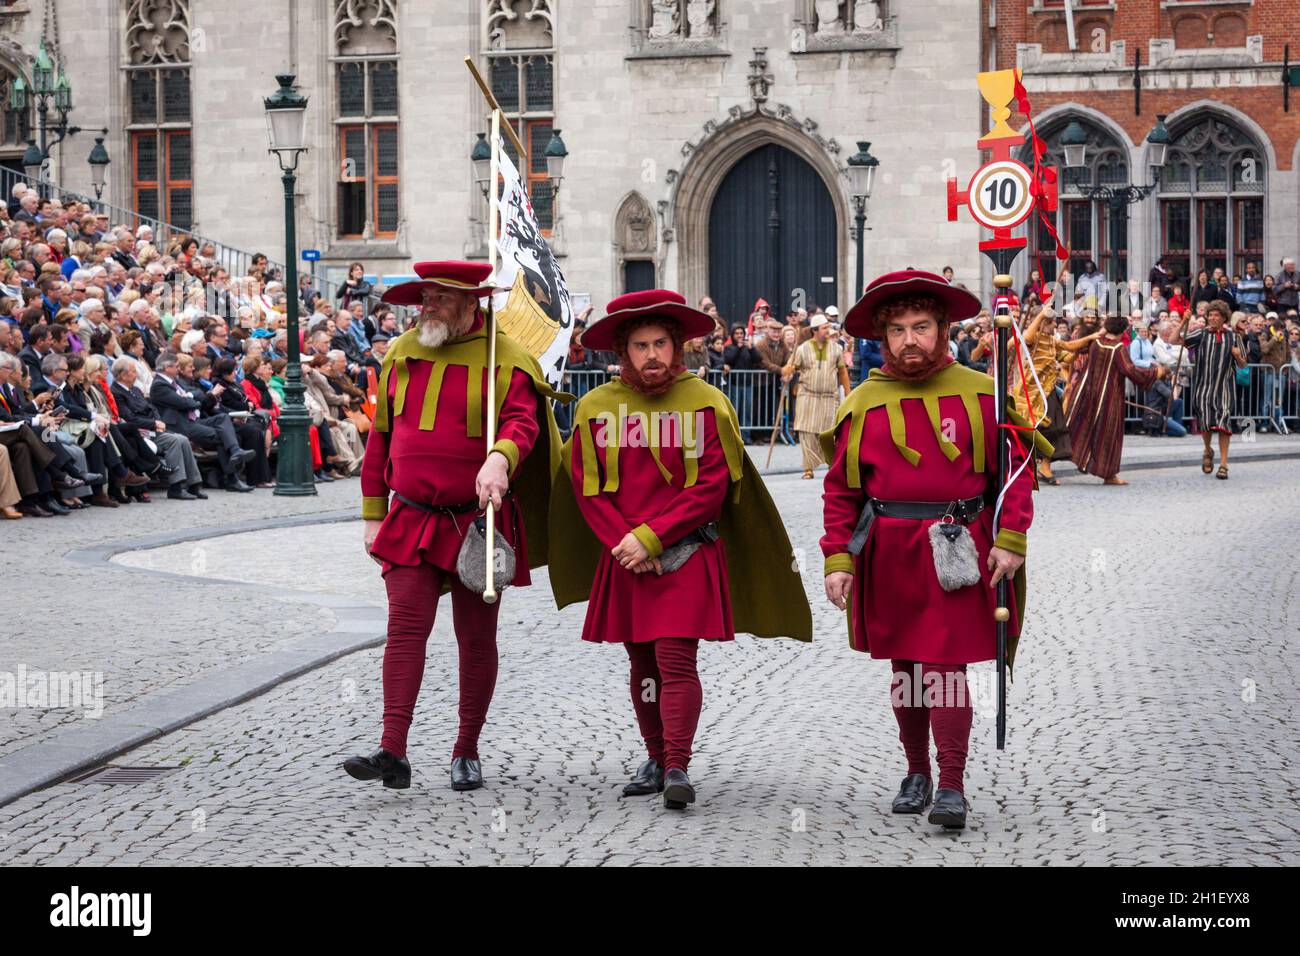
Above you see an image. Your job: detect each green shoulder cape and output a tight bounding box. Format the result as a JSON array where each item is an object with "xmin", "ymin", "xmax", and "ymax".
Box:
[
  {"xmin": 816, "ymin": 362, "xmax": 1050, "ymax": 673},
  {"xmin": 374, "ymin": 325, "xmax": 574, "ymax": 576},
  {"xmin": 548, "ymin": 373, "xmax": 812, "ymax": 642}
]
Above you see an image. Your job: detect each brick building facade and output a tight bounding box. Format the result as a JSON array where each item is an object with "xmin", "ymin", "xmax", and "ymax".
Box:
[{"xmin": 982, "ymin": 0, "xmax": 1298, "ymax": 294}]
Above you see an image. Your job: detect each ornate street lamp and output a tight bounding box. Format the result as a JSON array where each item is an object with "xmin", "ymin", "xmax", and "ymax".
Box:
[
  {"xmin": 263, "ymin": 73, "xmax": 315, "ymax": 496},
  {"xmin": 1063, "ymin": 114, "xmax": 1171, "ymax": 284},
  {"xmin": 1059, "ymin": 119, "xmax": 1088, "ymax": 168},
  {"xmin": 87, "ymin": 136, "xmax": 110, "ymax": 202},
  {"xmin": 845, "ymin": 140, "xmax": 879, "ymax": 299},
  {"xmin": 1146, "ymin": 113, "xmax": 1171, "ymax": 169},
  {"xmin": 544, "ymin": 128, "xmax": 568, "ymax": 193},
  {"xmin": 17, "ymin": 37, "xmax": 97, "ymax": 190},
  {"xmin": 470, "ymin": 131, "xmax": 491, "ymax": 196},
  {"xmin": 22, "ymin": 138, "xmax": 43, "ymax": 182}
]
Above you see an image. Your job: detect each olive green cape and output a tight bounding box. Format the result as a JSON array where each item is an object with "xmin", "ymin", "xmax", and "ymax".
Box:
[
  {"xmin": 373, "ymin": 324, "xmax": 573, "ymax": 581},
  {"xmin": 548, "ymin": 373, "xmax": 812, "ymax": 642},
  {"xmin": 817, "ymin": 362, "xmax": 1051, "ymax": 671}
]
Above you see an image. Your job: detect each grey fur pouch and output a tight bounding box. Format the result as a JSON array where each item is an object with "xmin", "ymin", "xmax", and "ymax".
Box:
[
  {"xmin": 457, "ymin": 515, "xmax": 516, "ymax": 594},
  {"xmin": 657, "ymin": 541, "xmax": 700, "ymax": 573},
  {"xmin": 928, "ymin": 521, "xmax": 982, "ymax": 592}
]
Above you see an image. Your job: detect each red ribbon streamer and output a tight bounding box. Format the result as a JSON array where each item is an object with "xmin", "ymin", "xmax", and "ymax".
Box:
[{"xmin": 1013, "ymin": 75, "xmax": 1069, "ymax": 291}]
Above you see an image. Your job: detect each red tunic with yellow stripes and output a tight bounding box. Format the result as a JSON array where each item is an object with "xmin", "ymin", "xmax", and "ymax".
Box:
[
  {"xmin": 570, "ymin": 406, "xmax": 734, "ymax": 644},
  {"xmin": 360, "ymin": 321, "xmax": 540, "ymax": 582},
  {"xmin": 820, "ymin": 379, "xmax": 1034, "ymax": 664}
]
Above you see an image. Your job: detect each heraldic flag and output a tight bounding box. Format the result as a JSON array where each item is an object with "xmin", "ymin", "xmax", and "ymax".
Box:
[{"xmin": 490, "ymin": 134, "xmax": 575, "ymax": 391}]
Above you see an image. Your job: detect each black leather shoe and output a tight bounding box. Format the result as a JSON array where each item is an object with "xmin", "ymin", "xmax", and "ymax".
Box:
[
  {"xmin": 342, "ymin": 748, "xmax": 411, "ymax": 790},
  {"xmin": 313, "ymin": 469, "xmax": 335, "ymax": 483},
  {"xmin": 224, "ymin": 477, "xmax": 254, "ymax": 493},
  {"xmin": 891, "ymin": 774, "xmax": 934, "ymax": 814},
  {"xmin": 167, "ymin": 485, "xmax": 198, "ymax": 500},
  {"xmin": 928, "ymin": 788, "xmax": 969, "ymax": 830},
  {"xmin": 450, "ymin": 757, "xmax": 483, "ymax": 791},
  {"xmin": 78, "ymin": 472, "xmax": 104, "ymax": 486},
  {"xmin": 663, "ymin": 768, "xmax": 695, "ymax": 809},
  {"xmin": 621, "ymin": 758, "xmax": 665, "ymax": 797},
  {"xmin": 55, "ymin": 474, "xmax": 87, "ymax": 490},
  {"xmin": 187, "ymin": 485, "xmax": 209, "ymax": 500},
  {"xmin": 43, "ymin": 499, "xmax": 71, "ymax": 516}
]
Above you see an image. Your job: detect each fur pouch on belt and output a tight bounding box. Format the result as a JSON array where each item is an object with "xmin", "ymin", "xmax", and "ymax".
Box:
[
  {"xmin": 928, "ymin": 521, "xmax": 982, "ymax": 592},
  {"xmin": 456, "ymin": 515, "xmax": 516, "ymax": 594},
  {"xmin": 657, "ymin": 540, "xmax": 700, "ymax": 574}
]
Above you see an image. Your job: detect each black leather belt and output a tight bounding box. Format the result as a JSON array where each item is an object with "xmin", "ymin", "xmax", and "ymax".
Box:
[
  {"xmin": 675, "ymin": 520, "xmax": 719, "ymax": 547},
  {"xmin": 847, "ymin": 494, "xmax": 985, "ymax": 556},
  {"xmin": 393, "ymin": 491, "xmax": 511, "ymax": 516}
]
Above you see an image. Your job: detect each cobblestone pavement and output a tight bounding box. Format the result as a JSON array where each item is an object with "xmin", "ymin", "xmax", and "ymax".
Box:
[
  {"xmin": 2, "ymin": 457, "xmax": 1298, "ymax": 865},
  {"xmin": 0, "ymin": 482, "xmax": 358, "ymax": 758}
]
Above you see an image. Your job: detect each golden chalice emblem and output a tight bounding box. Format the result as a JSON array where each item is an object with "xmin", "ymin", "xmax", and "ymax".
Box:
[{"xmin": 977, "ymin": 68, "xmax": 1022, "ymax": 141}]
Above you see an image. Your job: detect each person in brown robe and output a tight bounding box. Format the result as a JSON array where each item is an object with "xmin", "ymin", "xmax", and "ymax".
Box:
[{"xmin": 1064, "ymin": 314, "xmax": 1166, "ymax": 485}]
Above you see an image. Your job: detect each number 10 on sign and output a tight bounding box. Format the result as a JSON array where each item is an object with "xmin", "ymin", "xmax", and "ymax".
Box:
[{"xmin": 961, "ymin": 159, "xmax": 1034, "ymax": 231}]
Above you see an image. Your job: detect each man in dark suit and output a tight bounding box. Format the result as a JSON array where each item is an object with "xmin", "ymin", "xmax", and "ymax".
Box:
[
  {"xmin": 149, "ymin": 350, "xmax": 254, "ymax": 492},
  {"xmin": 17, "ymin": 324, "xmax": 54, "ymax": 394},
  {"xmin": 110, "ymin": 358, "xmax": 208, "ymax": 500}
]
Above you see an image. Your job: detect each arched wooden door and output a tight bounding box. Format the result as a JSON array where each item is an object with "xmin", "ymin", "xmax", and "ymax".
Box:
[{"xmin": 707, "ymin": 143, "xmax": 838, "ymax": 329}]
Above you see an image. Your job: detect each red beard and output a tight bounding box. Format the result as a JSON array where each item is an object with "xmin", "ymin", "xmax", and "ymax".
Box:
[
  {"xmin": 880, "ymin": 324, "xmax": 953, "ymax": 381},
  {"xmin": 620, "ymin": 354, "xmax": 686, "ymax": 397}
]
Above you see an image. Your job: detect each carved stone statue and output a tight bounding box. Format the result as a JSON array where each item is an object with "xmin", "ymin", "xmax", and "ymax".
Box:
[
  {"xmin": 648, "ymin": 0, "xmax": 680, "ymax": 40},
  {"xmin": 687, "ymin": 0, "xmax": 715, "ymax": 39},
  {"xmin": 853, "ymin": 1, "xmax": 883, "ymax": 33},
  {"xmin": 626, "ymin": 208, "xmax": 651, "ymax": 253},
  {"xmin": 815, "ymin": 0, "xmax": 844, "ymax": 35}
]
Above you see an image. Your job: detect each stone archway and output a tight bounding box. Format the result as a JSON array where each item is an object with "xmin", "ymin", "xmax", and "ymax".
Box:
[{"xmin": 670, "ymin": 112, "xmax": 849, "ymax": 312}]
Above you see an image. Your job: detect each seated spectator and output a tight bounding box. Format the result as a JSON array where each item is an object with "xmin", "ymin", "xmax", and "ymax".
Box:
[
  {"xmin": 212, "ymin": 356, "xmax": 274, "ymax": 488},
  {"xmin": 150, "ymin": 350, "xmax": 254, "ymax": 493},
  {"xmin": 110, "ymin": 356, "xmax": 204, "ymax": 500}
]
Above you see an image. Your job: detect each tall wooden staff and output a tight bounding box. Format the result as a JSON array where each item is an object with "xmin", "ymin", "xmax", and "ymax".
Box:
[
  {"xmin": 765, "ymin": 382, "xmax": 789, "ymax": 468},
  {"xmin": 464, "ymin": 57, "xmax": 529, "ymax": 604},
  {"xmin": 947, "ymin": 68, "xmax": 1061, "ymax": 749},
  {"xmin": 483, "ymin": 107, "xmax": 502, "ymax": 604}
]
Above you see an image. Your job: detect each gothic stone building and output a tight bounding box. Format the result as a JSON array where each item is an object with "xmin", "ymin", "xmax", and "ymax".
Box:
[{"xmin": 0, "ymin": 1, "xmax": 994, "ymax": 320}]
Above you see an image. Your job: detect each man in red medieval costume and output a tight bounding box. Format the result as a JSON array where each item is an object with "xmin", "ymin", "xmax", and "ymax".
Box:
[
  {"xmin": 1064, "ymin": 312, "xmax": 1166, "ymax": 485},
  {"xmin": 820, "ymin": 270, "xmax": 1050, "ymax": 830},
  {"xmin": 342, "ymin": 260, "xmax": 565, "ymax": 791},
  {"xmin": 549, "ymin": 289, "xmax": 811, "ymax": 811}
]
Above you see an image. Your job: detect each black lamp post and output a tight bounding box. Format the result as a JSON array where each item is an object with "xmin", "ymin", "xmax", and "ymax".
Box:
[
  {"xmin": 87, "ymin": 136, "xmax": 109, "ymax": 203},
  {"xmin": 845, "ymin": 141, "xmax": 879, "ymax": 299},
  {"xmin": 264, "ymin": 74, "xmax": 316, "ymax": 497},
  {"xmin": 10, "ymin": 39, "xmax": 98, "ymax": 189},
  {"xmin": 544, "ymin": 128, "xmax": 567, "ymax": 196},
  {"xmin": 470, "ymin": 132, "xmax": 491, "ymax": 197},
  {"xmin": 1063, "ymin": 114, "xmax": 1172, "ymax": 286}
]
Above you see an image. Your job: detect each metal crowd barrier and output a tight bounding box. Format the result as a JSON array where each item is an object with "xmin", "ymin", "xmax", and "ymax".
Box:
[
  {"xmin": 556, "ymin": 367, "xmax": 796, "ymax": 444},
  {"xmin": 1123, "ymin": 362, "xmax": 1298, "ymax": 432}
]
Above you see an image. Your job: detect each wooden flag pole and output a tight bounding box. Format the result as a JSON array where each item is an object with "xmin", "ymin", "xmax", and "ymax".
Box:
[
  {"xmin": 463, "ymin": 56, "xmax": 529, "ymax": 167},
  {"xmin": 482, "ymin": 107, "xmax": 502, "ymax": 605}
]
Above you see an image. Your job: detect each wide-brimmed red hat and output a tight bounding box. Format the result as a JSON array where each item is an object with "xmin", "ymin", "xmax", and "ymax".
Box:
[
  {"xmin": 581, "ymin": 289, "xmax": 716, "ymax": 352},
  {"xmin": 844, "ymin": 269, "xmax": 983, "ymax": 339},
  {"xmin": 380, "ymin": 260, "xmax": 505, "ymax": 306}
]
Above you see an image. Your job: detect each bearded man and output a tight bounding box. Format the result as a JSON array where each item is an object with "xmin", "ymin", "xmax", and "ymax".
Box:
[
  {"xmin": 548, "ymin": 289, "xmax": 811, "ymax": 811},
  {"xmin": 820, "ymin": 270, "xmax": 1050, "ymax": 830},
  {"xmin": 342, "ymin": 261, "xmax": 566, "ymax": 792}
]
